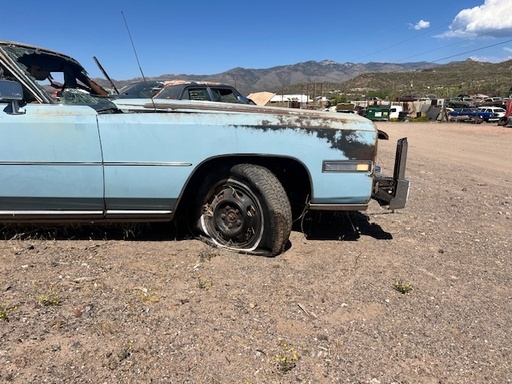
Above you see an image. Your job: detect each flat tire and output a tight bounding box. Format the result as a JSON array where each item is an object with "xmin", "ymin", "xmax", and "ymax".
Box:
[{"xmin": 198, "ymin": 164, "xmax": 292, "ymax": 256}]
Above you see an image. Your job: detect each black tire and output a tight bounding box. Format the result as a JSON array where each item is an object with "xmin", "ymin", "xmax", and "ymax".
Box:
[
  {"xmin": 498, "ymin": 117, "xmax": 508, "ymax": 126},
  {"xmin": 197, "ymin": 164, "xmax": 292, "ymax": 256}
]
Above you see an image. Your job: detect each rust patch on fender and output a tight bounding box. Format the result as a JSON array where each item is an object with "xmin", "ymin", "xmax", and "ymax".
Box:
[
  {"xmin": 236, "ymin": 121, "xmax": 376, "ymax": 160},
  {"xmin": 146, "ymin": 101, "xmax": 377, "ymax": 159}
]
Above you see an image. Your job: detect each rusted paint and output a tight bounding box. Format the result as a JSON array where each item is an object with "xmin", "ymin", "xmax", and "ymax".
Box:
[{"xmin": 145, "ymin": 101, "xmax": 377, "ymax": 159}]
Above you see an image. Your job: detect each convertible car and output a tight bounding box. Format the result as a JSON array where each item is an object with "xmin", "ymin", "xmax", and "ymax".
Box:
[{"xmin": 0, "ymin": 40, "xmax": 409, "ymax": 256}]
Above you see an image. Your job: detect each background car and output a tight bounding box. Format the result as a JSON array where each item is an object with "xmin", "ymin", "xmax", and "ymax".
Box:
[
  {"xmin": 116, "ymin": 80, "xmax": 164, "ymax": 98},
  {"xmin": 447, "ymin": 97, "xmax": 476, "ymax": 108},
  {"xmin": 479, "ymin": 97, "xmax": 504, "ymax": 107},
  {"xmin": 153, "ymin": 80, "xmax": 255, "ymax": 104},
  {"xmin": 478, "ymin": 106, "xmax": 506, "ymax": 120}
]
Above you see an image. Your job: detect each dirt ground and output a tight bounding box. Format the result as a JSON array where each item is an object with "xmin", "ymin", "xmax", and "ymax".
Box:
[{"xmin": 1, "ymin": 121, "xmax": 511, "ymax": 384}]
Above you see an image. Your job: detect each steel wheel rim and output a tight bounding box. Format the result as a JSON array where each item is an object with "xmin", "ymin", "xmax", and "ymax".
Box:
[{"xmin": 201, "ymin": 180, "xmax": 264, "ymax": 250}]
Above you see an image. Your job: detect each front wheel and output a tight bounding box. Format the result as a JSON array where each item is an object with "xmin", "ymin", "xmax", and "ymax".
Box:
[{"xmin": 197, "ymin": 164, "xmax": 292, "ymax": 256}]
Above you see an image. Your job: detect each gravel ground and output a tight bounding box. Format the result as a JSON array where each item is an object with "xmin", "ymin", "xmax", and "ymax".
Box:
[{"xmin": 1, "ymin": 121, "xmax": 511, "ymax": 383}]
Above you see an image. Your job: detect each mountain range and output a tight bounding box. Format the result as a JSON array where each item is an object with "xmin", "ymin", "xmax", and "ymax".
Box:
[
  {"xmin": 100, "ymin": 59, "xmax": 512, "ymax": 99},
  {"xmin": 105, "ymin": 60, "xmax": 437, "ymax": 96}
]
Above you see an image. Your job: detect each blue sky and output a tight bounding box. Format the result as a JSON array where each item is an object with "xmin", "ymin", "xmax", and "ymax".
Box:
[{"xmin": 2, "ymin": 0, "xmax": 512, "ymax": 80}]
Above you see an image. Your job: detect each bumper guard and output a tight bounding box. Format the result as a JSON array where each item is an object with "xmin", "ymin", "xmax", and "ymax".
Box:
[{"xmin": 372, "ymin": 137, "xmax": 410, "ymax": 210}]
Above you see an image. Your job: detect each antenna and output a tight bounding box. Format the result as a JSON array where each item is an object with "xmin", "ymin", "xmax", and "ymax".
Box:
[
  {"xmin": 122, "ymin": 11, "xmax": 147, "ymax": 83},
  {"xmin": 121, "ymin": 11, "xmax": 156, "ymax": 110}
]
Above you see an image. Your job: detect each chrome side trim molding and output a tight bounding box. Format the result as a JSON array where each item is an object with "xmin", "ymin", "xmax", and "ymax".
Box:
[
  {"xmin": 0, "ymin": 210, "xmax": 104, "ymax": 222},
  {"xmin": 105, "ymin": 210, "xmax": 172, "ymax": 215},
  {"xmin": 104, "ymin": 162, "xmax": 192, "ymax": 167},
  {"xmin": 0, "ymin": 162, "xmax": 102, "ymax": 166},
  {"xmin": 0, "ymin": 210, "xmax": 104, "ymax": 216},
  {"xmin": 0, "ymin": 161, "xmax": 191, "ymax": 167},
  {"xmin": 0, "ymin": 210, "xmax": 174, "ymax": 222}
]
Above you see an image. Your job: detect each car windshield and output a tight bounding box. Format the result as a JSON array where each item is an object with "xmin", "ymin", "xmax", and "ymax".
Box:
[
  {"xmin": 210, "ymin": 87, "xmax": 240, "ymax": 103},
  {"xmin": 154, "ymin": 85, "xmax": 186, "ymax": 100},
  {"xmin": 0, "ymin": 43, "xmax": 117, "ymax": 113},
  {"xmin": 118, "ymin": 81, "xmax": 164, "ymax": 98}
]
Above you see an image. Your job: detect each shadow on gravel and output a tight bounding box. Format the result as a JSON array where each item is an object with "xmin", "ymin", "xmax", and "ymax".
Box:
[
  {"xmin": 1, "ymin": 212, "xmax": 392, "ymax": 244},
  {"xmin": 299, "ymin": 211, "xmax": 393, "ymax": 241}
]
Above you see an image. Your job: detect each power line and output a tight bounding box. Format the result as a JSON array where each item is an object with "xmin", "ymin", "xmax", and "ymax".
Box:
[
  {"xmin": 396, "ymin": 40, "xmax": 465, "ymax": 63},
  {"xmin": 351, "ymin": 21, "xmax": 512, "ymax": 66},
  {"xmin": 352, "ymin": 23, "xmax": 450, "ymax": 62},
  {"xmin": 430, "ymin": 37, "xmax": 512, "ymax": 63}
]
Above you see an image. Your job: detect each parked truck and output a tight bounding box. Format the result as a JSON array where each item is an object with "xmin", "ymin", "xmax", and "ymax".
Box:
[{"xmin": 0, "ymin": 40, "xmax": 409, "ymax": 256}]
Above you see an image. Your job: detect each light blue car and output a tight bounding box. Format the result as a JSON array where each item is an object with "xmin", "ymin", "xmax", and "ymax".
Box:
[{"xmin": 0, "ymin": 41, "xmax": 409, "ymax": 256}]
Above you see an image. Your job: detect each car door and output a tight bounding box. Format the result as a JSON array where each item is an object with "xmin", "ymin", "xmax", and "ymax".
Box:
[
  {"xmin": 96, "ymin": 112, "xmax": 190, "ymax": 220},
  {"xmin": 0, "ymin": 103, "xmax": 104, "ymax": 220}
]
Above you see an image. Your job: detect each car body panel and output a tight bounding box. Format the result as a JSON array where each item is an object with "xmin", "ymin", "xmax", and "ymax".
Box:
[
  {"xmin": 0, "ymin": 104, "xmax": 104, "ymax": 217},
  {"xmin": 101, "ymin": 101, "xmax": 377, "ymax": 207},
  {"xmin": 1, "ymin": 96, "xmax": 378, "ymax": 218}
]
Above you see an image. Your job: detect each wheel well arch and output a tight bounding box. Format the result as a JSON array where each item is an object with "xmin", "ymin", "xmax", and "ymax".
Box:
[{"xmin": 173, "ymin": 155, "xmax": 312, "ymax": 221}]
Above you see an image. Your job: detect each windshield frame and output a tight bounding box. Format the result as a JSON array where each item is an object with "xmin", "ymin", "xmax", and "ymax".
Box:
[{"xmin": 0, "ymin": 41, "xmax": 116, "ymax": 112}]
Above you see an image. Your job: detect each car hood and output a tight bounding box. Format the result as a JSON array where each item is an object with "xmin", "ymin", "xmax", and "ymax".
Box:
[{"xmin": 112, "ymin": 98, "xmax": 376, "ymax": 132}]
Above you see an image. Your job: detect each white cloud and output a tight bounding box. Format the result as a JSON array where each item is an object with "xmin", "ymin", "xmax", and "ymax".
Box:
[
  {"xmin": 470, "ymin": 47, "xmax": 512, "ymax": 62},
  {"xmin": 439, "ymin": 0, "xmax": 512, "ymax": 38},
  {"xmin": 470, "ymin": 54, "xmax": 512, "ymax": 63},
  {"xmin": 413, "ymin": 20, "xmax": 430, "ymax": 30}
]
